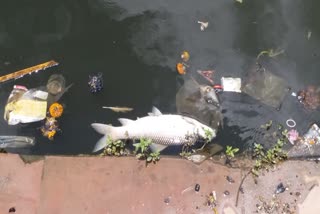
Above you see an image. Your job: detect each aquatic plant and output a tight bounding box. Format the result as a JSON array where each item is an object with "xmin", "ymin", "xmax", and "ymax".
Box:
[
  {"xmin": 133, "ymin": 138, "xmax": 160, "ymax": 165},
  {"xmin": 251, "ymin": 140, "xmax": 287, "ymax": 176},
  {"xmin": 256, "ymin": 49, "xmax": 285, "ymax": 60},
  {"xmin": 101, "ymin": 136, "xmax": 126, "ymax": 156},
  {"xmin": 225, "ymin": 146, "xmax": 239, "ymax": 158}
]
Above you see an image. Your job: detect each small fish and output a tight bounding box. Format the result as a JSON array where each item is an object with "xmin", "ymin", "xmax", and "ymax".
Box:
[
  {"xmin": 102, "ymin": 106, "xmax": 133, "ymax": 113},
  {"xmin": 92, "ymin": 107, "xmax": 216, "ymax": 152},
  {"xmin": 0, "ymin": 136, "xmax": 35, "ymax": 148}
]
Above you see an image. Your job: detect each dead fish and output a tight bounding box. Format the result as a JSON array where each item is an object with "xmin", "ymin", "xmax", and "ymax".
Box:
[
  {"xmin": 91, "ymin": 107, "xmax": 216, "ymax": 152},
  {"xmin": 199, "ymin": 85, "xmax": 220, "ymax": 107},
  {"xmin": 102, "ymin": 106, "xmax": 133, "ymax": 113}
]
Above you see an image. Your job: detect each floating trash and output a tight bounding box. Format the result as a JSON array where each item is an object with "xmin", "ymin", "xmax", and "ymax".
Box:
[
  {"xmin": 181, "ymin": 51, "xmax": 190, "ymax": 62},
  {"xmin": 197, "ymin": 21, "xmax": 209, "ymax": 31},
  {"xmin": 302, "ymin": 123, "xmax": 320, "ymax": 145},
  {"xmin": 49, "ymin": 103, "xmax": 64, "ymax": 118},
  {"xmin": 0, "ymin": 136, "xmax": 35, "ymax": 148},
  {"xmin": 197, "ymin": 70, "xmax": 215, "ymax": 84},
  {"xmin": 297, "ymin": 86, "xmax": 320, "ymax": 110},
  {"xmin": 41, "ymin": 117, "xmax": 60, "ymax": 140},
  {"xmin": 88, "ymin": 73, "xmax": 103, "ymax": 93},
  {"xmin": 176, "ymin": 63, "xmax": 187, "ymax": 75},
  {"xmin": 287, "ymin": 129, "xmax": 299, "ymax": 145},
  {"xmin": 0, "ymin": 60, "xmax": 58, "ymax": 84},
  {"xmin": 221, "ymin": 77, "xmax": 242, "ymax": 93},
  {"xmin": 4, "ymin": 85, "xmax": 48, "ymax": 125}
]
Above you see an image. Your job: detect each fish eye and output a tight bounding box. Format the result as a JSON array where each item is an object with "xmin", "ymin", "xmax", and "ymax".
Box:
[{"xmin": 206, "ymin": 99, "xmax": 213, "ymax": 104}]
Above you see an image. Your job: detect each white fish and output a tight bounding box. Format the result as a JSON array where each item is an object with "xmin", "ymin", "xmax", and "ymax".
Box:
[{"xmin": 91, "ymin": 107, "xmax": 216, "ymax": 152}]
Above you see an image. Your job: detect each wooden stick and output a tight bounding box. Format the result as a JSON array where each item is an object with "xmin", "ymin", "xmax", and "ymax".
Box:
[{"xmin": 0, "ymin": 60, "xmax": 59, "ymax": 83}]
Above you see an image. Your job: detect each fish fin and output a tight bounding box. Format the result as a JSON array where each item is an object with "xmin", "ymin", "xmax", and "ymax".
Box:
[
  {"xmin": 118, "ymin": 118, "xmax": 134, "ymax": 126},
  {"xmin": 92, "ymin": 135, "xmax": 109, "ymax": 152},
  {"xmin": 149, "ymin": 106, "xmax": 162, "ymax": 116},
  {"xmin": 149, "ymin": 143, "xmax": 168, "ymax": 153},
  {"xmin": 91, "ymin": 123, "xmax": 113, "ymax": 135}
]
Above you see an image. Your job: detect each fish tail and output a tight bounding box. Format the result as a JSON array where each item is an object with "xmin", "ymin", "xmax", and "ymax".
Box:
[{"xmin": 91, "ymin": 123, "xmax": 116, "ymax": 152}]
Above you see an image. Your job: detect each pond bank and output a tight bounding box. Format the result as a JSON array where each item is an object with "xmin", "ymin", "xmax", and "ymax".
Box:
[{"xmin": 0, "ymin": 154, "xmax": 319, "ymax": 213}]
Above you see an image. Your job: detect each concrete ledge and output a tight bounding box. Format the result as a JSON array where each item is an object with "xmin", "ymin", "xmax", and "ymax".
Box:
[{"xmin": 0, "ymin": 154, "xmax": 319, "ymax": 213}]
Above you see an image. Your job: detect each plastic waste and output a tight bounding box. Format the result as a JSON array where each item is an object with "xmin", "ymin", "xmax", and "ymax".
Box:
[
  {"xmin": 221, "ymin": 77, "xmax": 242, "ymax": 93},
  {"xmin": 88, "ymin": 73, "xmax": 103, "ymax": 93},
  {"xmin": 4, "ymin": 85, "xmax": 48, "ymax": 125},
  {"xmin": 242, "ymin": 63, "xmax": 288, "ymax": 108},
  {"xmin": 0, "ymin": 136, "xmax": 35, "ymax": 148},
  {"xmin": 275, "ymin": 183, "xmax": 286, "ymax": 194}
]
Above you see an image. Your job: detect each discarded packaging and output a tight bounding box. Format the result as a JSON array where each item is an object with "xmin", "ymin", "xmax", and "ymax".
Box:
[
  {"xmin": 242, "ymin": 64, "xmax": 288, "ymax": 108},
  {"xmin": 221, "ymin": 77, "xmax": 242, "ymax": 93},
  {"xmin": 4, "ymin": 85, "xmax": 48, "ymax": 125},
  {"xmin": 0, "ymin": 60, "xmax": 58, "ymax": 83},
  {"xmin": 302, "ymin": 123, "xmax": 320, "ymax": 145},
  {"xmin": 0, "ymin": 136, "xmax": 35, "ymax": 148}
]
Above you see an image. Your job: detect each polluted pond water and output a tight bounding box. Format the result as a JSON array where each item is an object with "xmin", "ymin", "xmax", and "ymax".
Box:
[{"xmin": 0, "ymin": 0, "xmax": 320, "ymax": 211}]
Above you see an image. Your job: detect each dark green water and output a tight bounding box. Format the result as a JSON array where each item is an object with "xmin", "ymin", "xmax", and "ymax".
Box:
[{"xmin": 0, "ymin": 0, "xmax": 319, "ymax": 155}]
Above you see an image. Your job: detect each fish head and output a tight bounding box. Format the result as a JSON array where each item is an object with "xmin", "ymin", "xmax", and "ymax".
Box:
[
  {"xmin": 192, "ymin": 120, "xmax": 216, "ymax": 141},
  {"xmin": 199, "ymin": 85, "xmax": 220, "ymax": 107}
]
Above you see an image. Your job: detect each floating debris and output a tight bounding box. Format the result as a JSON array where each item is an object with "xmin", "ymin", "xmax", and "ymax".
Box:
[
  {"xmin": 195, "ymin": 184, "xmax": 200, "ymax": 192},
  {"xmin": 40, "ymin": 117, "xmax": 60, "ymax": 140},
  {"xmin": 88, "ymin": 73, "xmax": 103, "ymax": 93},
  {"xmin": 102, "ymin": 106, "xmax": 133, "ymax": 113},
  {"xmin": 197, "ymin": 70, "xmax": 215, "ymax": 84},
  {"xmin": 275, "ymin": 183, "xmax": 286, "ymax": 194},
  {"xmin": 307, "ymin": 30, "xmax": 312, "ymax": 40},
  {"xmin": 197, "ymin": 21, "xmax": 209, "ymax": 31},
  {"xmin": 224, "ymin": 190, "xmax": 230, "ymax": 196},
  {"xmin": 0, "ymin": 60, "xmax": 58, "ymax": 83},
  {"xmin": 49, "ymin": 103, "xmax": 64, "ymax": 118},
  {"xmin": 181, "ymin": 51, "xmax": 190, "ymax": 62},
  {"xmin": 176, "ymin": 63, "xmax": 187, "ymax": 75}
]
